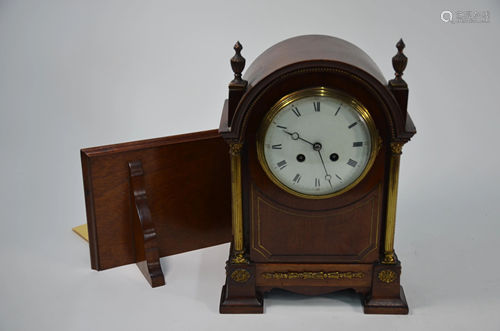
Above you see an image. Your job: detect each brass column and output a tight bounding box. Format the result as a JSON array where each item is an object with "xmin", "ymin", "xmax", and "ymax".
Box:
[
  {"xmin": 382, "ymin": 142, "xmax": 405, "ymax": 264},
  {"xmin": 229, "ymin": 142, "xmax": 247, "ymax": 264}
]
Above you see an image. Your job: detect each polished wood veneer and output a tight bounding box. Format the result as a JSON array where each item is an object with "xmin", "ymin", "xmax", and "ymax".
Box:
[{"xmin": 81, "ymin": 129, "xmax": 232, "ymax": 275}]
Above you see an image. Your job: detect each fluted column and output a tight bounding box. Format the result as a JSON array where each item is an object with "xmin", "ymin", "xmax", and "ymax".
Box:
[
  {"xmin": 382, "ymin": 142, "xmax": 405, "ymax": 264},
  {"xmin": 229, "ymin": 142, "xmax": 248, "ymax": 264}
]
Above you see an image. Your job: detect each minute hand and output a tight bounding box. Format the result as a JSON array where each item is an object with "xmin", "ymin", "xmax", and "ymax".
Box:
[
  {"xmin": 283, "ymin": 130, "xmax": 314, "ymax": 145},
  {"xmin": 317, "ymin": 150, "xmax": 333, "ymax": 188}
]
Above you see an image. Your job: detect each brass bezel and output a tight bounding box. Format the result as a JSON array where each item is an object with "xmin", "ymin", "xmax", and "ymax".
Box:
[{"xmin": 256, "ymin": 87, "xmax": 380, "ymax": 199}]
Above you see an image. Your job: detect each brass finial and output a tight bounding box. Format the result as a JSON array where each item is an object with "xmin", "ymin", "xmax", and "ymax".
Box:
[
  {"xmin": 229, "ymin": 41, "xmax": 247, "ymax": 89},
  {"xmin": 389, "ymin": 38, "xmax": 408, "ymax": 88}
]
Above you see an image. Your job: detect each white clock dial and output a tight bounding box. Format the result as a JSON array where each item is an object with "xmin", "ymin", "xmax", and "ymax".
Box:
[{"xmin": 257, "ymin": 88, "xmax": 378, "ymax": 198}]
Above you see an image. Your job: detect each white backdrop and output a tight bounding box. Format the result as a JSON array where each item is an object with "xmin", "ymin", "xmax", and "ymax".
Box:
[{"xmin": 0, "ymin": 0, "xmax": 499, "ymax": 330}]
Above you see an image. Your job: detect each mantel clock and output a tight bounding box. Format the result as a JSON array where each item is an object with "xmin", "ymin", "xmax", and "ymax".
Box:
[{"xmin": 219, "ymin": 35, "xmax": 416, "ymax": 314}]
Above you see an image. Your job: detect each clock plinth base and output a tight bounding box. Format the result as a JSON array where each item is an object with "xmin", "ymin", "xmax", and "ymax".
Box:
[
  {"xmin": 219, "ymin": 261, "xmax": 408, "ymax": 314},
  {"xmin": 219, "ymin": 285, "xmax": 264, "ymax": 314},
  {"xmin": 363, "ymin": 263, "xmax": 408, "ymax": 314},
  {"xmin": 219, "ymin": 264, "xmax": 264, "ymax": 314},
  {"xmin": 363, "ymin": 286, "xmax": 408, "ymax": 314}
]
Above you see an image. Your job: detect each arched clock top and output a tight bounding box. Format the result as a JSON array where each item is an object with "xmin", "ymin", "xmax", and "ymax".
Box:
[
  {"xmin": 243, "ymin": 35, "xmax": 387, "ymax": 88},
  {"xmin": 219, "ymin": 35, "xmax": 416, "ymax": 143}
]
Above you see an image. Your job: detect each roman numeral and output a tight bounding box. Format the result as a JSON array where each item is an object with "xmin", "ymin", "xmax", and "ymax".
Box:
[
  {"xmin": 315, "ymin": 178, "xmax": 320, "ymax": 187},
  {"xmin": 313, "ymin": 102, "xmax": 320, "ymax": 112},
  {"xmin": 272, "ymin": 144, "xmax": 282, "ymax": 149},
  {"xmin": 348, "ymin": 122, "xmax": 358, "ymax": 129},
  {"xmin": 277, "ymin": 160, "xmax": 287, "ymax": 169},
  {"xmin": 293, "ymin": 173, "xmax": 301, "ymax": 183},
  {"xmin": 347, "ymin": 159, "xmax": 358, "ymax": 167},
  {"xmin": 335, "ymin": 103, "xmax": 343, "ymax": 116},
  {"xmin": 276, "ymin": 125, "xmax": 287, "ymax": 129},
  {"xmin": 353, "ymin": 142, "xmax": 363, "ymax": 147},
  {"xmin": 335, "ymin": 174, "xmax": 342, "ymax": 180},
  {"xmin": 291, "ymin": 105, "xmax": 301, "ymax": 117}
]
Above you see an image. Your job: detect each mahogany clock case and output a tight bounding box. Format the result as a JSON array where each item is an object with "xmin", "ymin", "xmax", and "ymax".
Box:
[{"xmin": 219, "ymin": 35, "xmax": 415, "ymax": 314}]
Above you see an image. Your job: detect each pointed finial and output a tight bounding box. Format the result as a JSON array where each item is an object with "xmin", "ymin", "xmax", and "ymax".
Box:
[
  {"xmin": 234, "ymin": 40, "xmax": 242, "ymax": 53},
  {"xmin": 389, "ymin": 38, "xmax": 408, "ymax": 88},
  {"xmin": 396, "ymin": 39, "xmax": 405, "ymax": 53},
  {"xmin": 229, "ymin": 41, "xmax": 247, "ymax": 89}
]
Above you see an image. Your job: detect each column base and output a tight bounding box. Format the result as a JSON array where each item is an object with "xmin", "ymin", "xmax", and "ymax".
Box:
[
  {"xmin": 219, "ymin": 263, "xmax": 264, "ymax": 314},
  {"xmin": 364, "ymin": 285, "xmax": 409, "ymax": 314}
]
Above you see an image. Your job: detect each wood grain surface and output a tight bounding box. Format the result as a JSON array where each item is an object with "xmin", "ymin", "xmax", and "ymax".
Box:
[{"xmin": 81, "ymin": 129, "xmax": 232, "ymax": 271}]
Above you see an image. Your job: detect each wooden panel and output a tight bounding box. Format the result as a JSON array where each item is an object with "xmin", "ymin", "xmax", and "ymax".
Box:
[
  {"xmin": 250, "ymin": 184, "xmax": 382, "ymax": 263},
  {"xmin": 81, "ymin": 129, "xmax": 232, "ymax": 270}
]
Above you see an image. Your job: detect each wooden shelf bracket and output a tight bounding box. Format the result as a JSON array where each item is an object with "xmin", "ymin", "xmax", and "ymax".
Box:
[{"xmin": 128, "ymin": 160, "xmax": 166, "ymax": 288}]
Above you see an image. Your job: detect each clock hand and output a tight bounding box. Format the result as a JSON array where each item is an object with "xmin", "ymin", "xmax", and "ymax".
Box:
[
  {"xmin": 282, "ymin": 130, "xmax": 314, "ymax": 145},
  {"xmin": 282, "ymin": 130, "xmax": 332, "ymax": 187},
  {"xmin": 316, "ymin": 149, "xmax": 333, "ymax": 188}
]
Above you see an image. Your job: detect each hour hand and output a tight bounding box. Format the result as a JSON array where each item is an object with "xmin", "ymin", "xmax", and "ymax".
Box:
[{"xmin": 283, "ymin": 130, "xmax": 314, "ymax": 145}]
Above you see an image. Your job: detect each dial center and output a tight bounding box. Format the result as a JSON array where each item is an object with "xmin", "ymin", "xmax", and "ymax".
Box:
[{"xmin": 313, "ymin": 142, "xmax": 322, "ymax": 151}]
